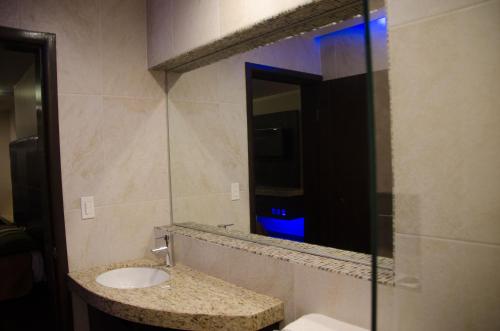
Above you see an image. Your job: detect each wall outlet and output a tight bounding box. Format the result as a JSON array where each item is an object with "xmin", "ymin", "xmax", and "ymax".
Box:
[
  {"xmin": 231, "ymin": 182, "xmax": 240, "ymax": 200},
  {"xmin": 81, "ymin": 196, "xmax": 95, "ymax": 219}
]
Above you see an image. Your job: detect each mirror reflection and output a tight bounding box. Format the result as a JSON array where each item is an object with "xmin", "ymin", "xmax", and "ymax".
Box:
[{"xmin": 168, "ymin": 13, "xmax": 392, "ymax": 259}]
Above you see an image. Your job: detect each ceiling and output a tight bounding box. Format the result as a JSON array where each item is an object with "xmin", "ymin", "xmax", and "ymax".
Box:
[{"xmin": 252, "ymin": 79, "xmax": 300, "ymax": 99}]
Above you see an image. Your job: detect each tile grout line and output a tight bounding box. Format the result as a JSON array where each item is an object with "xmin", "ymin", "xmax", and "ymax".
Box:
[
  {"xmin": 64, "ymin": 197, "xmax": 171, "ymax": 215},
  {"xmin": 387, "ymin": 0, "xmax": 495, "ymax": 30},
  {"xmin": 396, "ymin": 231, "xmax": 500, "ymax": 248}
]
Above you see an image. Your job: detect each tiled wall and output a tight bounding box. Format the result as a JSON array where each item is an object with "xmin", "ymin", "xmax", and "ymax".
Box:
[
  {"xmin": 0, "ymin": 0, "xmax": 171, "ymax": 272},
  {"xmin": 386, "ymin": 0, "xmax": 500, "ymax": 330},
  {"xmin": 167, "ymin": 35, "xmax": 321, "ymax": 232},
  {"xmin": 174, "ymin": 234, "xmax": 394, "ymax": 329},
  {"xmin": 147, "ymin": 0, "xmax": 314, "ymax": 67}
]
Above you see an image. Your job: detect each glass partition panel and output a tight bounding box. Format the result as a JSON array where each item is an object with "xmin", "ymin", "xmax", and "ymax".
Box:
[{"xmin": 371, "ymin": 0, "xmax": 500, "ymax": 330}]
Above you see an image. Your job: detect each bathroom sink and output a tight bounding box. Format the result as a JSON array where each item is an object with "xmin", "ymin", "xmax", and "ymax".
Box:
[{"xmin": 96, "ymin": 267, "xmax": 170, "ymax": 289}]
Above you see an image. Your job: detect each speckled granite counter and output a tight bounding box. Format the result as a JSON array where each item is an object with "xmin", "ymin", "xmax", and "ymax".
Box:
[{"xmin": 68, "ymin": 259, "xmax": 284, "ymax": 331}]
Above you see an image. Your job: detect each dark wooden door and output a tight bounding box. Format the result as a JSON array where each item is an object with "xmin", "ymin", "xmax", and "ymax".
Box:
[{"xmin": 303, "ymin": 73, "xmax": 371, "ymax": 253}]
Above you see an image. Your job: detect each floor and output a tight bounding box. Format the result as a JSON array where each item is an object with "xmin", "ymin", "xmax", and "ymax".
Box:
[{"xmin": 0, "ymin": 283, "xmax": 55, "ymax": 331}]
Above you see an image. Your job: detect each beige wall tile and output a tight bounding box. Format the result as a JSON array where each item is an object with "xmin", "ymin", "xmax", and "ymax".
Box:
[
  {"xmin": 244, "ymin": 0, "xmax": 312, "ymax": 28},
  {"xmin": 173, "ymin": 234, "xmax": 230, "ymax": 280},
  {"xmin": 147, "ymin": 0, "xmax": 174, "ymax": 68},
  {"xmin": 171, "ymin": 0, "xmax": 220, "ymax": 56},
  {"xmin": 64, "ymin": 208, "xmax": 113, "ymax": 271},
  {"xmin": 60, "ymin": 95, "xmax": 169, "ymax": 210},
  {"xmin": 386, "ymin": 0, "xmax": 488, "ymax": 27},
  {"xmin": 65, "ymin": 199, "xmax": 169, "ymax": 272},
  {"xmin": 0, "ymin": 0, "xmax": 19, "ymax": 28},
  {"xmin": 377, "ymin": 284, "xmax": 395, "ymax": 331},
  {"xmin": 390, "ymin": 0, "xmax": 500, "ymax": 244},
  {"xmin": 58, "ymin": 94, "xmax": 103, "ymax": 209},
  {"xmin": 223, "ymin": 248, "xmax": 295, "ymax": 325},
  {"xmin": 393, "ymin": 234, "xmax": 500, "ymax": 331},
  {"xmin": 173, "ymin": 234, "xmax": 295, "ymax": 325},
  {"xmin": 101, "ymin": 0, "xmax": 164, "ymax": 98},
  {"xmin": 219, "ymin": 0, "xmax": 248, "ymax": 36},
  {"xmin": 12, "ymin": 0, "xmax": 171, "ymax": 277},
  {"xmin": 147, "ymin": 0, "xmax": 316, "ymax": 67},
  {"xmin": 293, "ymin": 264, "xmax": 371, "ymax": 329},
  {"xmin": 19, "ymin": 0, "xmax": 102, "ymax": 94}
]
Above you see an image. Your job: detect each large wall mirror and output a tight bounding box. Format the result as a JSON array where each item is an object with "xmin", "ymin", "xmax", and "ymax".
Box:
[{"xmin": 167, "ymin": 9, "xmax": 392, "ymax": 263}]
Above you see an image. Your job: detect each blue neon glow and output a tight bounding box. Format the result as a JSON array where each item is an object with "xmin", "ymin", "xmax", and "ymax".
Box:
[
  {"xmin": 271, "ymin": 208, "xmax": 287, "ymax": 216},
  {"xmin": 377, "ymin": 17, "xmax": 386, "ymax": 26},
  {"xmin": 314, "ymin": 16, "xmax": 387, "ymax": 43},
  {"xmin": 257, "ymin": 216, "xmax": 304, "ymax": 241}
]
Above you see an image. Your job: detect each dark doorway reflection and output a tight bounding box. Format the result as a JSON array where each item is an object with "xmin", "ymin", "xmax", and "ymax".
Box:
[
  {"xmin": 247, "ymin": 63, "xmax": 393, "ymax": 257},
  {"xmin": 0, "ymin": 48, "xmax": 57, "ymax": 330}
]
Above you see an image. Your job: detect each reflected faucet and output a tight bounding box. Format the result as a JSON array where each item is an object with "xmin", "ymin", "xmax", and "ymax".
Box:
[
  {"xmin": 217, "ymin": 223, "xmax": 234, "ymax": 230},
  {"xmin": 152, "ymin": 232, "xmax": 174, "ymax": 267}
]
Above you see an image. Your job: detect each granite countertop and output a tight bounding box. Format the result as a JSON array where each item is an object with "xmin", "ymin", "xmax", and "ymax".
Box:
[{"xmin": 68, "ymin": 259, "xmax": 284, "ymax": 331}]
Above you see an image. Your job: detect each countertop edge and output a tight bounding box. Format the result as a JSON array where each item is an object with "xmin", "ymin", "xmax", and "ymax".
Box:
[{"xmin": 67, "ymin": 261, "xmax": 284, "ymax": 331}]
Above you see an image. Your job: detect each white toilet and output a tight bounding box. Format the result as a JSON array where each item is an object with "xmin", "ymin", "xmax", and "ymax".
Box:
[{"xmin": 282, "ymin": 314, "xmax": 369, "ymax": 331}]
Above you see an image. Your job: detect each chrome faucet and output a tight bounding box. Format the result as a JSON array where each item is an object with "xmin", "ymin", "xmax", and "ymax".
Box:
[{"xmin": 151, "ymin": 232, "xmax": 174, "ymax": 267}]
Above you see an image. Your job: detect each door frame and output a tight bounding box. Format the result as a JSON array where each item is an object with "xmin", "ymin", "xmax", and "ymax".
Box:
[
  {"xmin": 0, "ymin": 26, "xmax": 71, "ymax": 330},
  {"xmin": 244, "ymin": 62, "xmax": 322, "ymax": 235}
]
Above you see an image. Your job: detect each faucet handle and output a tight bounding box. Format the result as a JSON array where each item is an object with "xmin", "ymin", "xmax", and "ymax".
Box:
[
  {"xmin": 151, "ymin": 246, "xmax": 168, "ymax": 253},
  {"xmin": 217, "ymin": 223, "xmax": 234, "ymax": 230},
  {"xmin": 154, "ymin": 232, "xmax": 172, "ymax": 244}
]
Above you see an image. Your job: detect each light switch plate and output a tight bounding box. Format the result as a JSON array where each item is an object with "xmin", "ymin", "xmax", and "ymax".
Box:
[
  {"xmin": 81, "ymin": 196, "xmax": 95, "ymax": 219},
  {"xmin": 231, "ymin": 182, "xmax": 240, "ymax": 200}
]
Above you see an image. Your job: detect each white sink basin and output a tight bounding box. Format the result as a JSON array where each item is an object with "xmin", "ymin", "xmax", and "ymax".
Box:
[{"xmin": 96, "ymin": 267, "xmax": 170, "ymax": 289}]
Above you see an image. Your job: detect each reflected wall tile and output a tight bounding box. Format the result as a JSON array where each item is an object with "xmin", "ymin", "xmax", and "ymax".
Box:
[
  {"xmin": 0, "ymin": 0, "xmax": 19, "ymax": 28},
  {"xmin": 390, "ymin": 0, "xmax": 500, "ymax": 244},
  {"xmin": 167, "ymin": 63, "xmax": 218, "ymax": 103},
  {"xmin": 386, "ymin": 0, "xmax": 487, "ymax": 27},
  {"xmin": 18, "ymin": 0, "xmax": 102, "ymax": 94},
  {"xmin": 171, "ymin": 0, "xmax": 220, "ymax": 56},
  {"xmin": 96, "ymin": 97, "xmax": 169, "ymax": 206},
  {"xmin": 393, "ymin": 234, "xmax": 500, "ymax": 331},
  {"xmin": 101, "ymin": 0, "xmax": 164, "ymax": 98},
  {"xmin": 172, "ymin": 192, "xmax": 250, "ymax": 233},
  {"xmin": 65, "ymin": 199, "xmax": 170, "ymax": 272},
  {"xmin": 293, "ymin": 264, "xmax": 371, "ymax": 329},
  {"xmin": 169, "ymin": 100, "xmax": 248, "ymax": 196},
  {"xmin": 216, "ymin": 56, "xmax": 246, "ymax": 105},
  {"xmin": 60, "ymin": 95, "xmax": 169, "ymax": 210},
  {"xmin": 147, "ymin": 0, "xmax": 174, "ymax": 68},
  {"xmin": 252, "ymin": 36, "xmax": 322, "ymax": 75}
]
